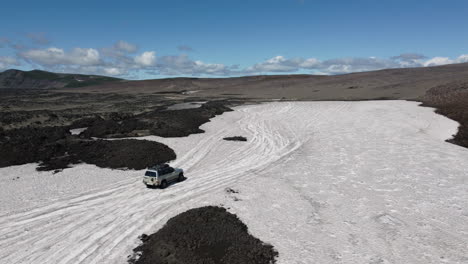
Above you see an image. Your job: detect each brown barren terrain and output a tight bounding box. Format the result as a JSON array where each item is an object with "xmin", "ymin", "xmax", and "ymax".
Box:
[{"xmin": 56, "ymin": 63, "xmax": 468, "ymax": 101}]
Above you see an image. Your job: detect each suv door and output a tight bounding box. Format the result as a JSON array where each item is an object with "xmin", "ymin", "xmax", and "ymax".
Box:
[
  {"xmin": 157, "ymin": 168, "xmax": 168, "ymax": 181},
  {"xmin": 157, "ymin": 167, "xmax": 175, "ymax": 181},
  {"xmin": 166, "ymin": 167, "xmax": 176, "ymax": 181}
]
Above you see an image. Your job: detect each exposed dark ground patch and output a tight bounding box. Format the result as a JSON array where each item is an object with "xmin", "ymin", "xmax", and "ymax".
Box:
[
  {"xmin": 0, "ymin": 89, "xmax": 234, "ymax": 137},
  {"xmin": 225, "ymin": 188, "xmax": 241, "ymax": 201},
  {"xmin": 0, "ymin": 89, "xmax": 235, "ymax": 171},
  {"xmin": 129, "ymin": 206, "xmax": 278, "ymax": 264},
  {"xmin": 420, "ymin": 81, "xmax": 468, "ymax": 148},
  {"xmin": 0, "ymin": 126, "xmax": 176, "ymax": 171},
  {"xmin": 79, "ymin": 101, "xmax": 232, "ymax": 138},
  {"xmin": 223, "ymin": 136, "xmax": 247, "ymax": 142},
  {"xmin": 225, "ymin": 188, "xmax": 239, "ymax": 194},
  {"xmin": 0, "ymin": 126, "xmax": 68, "ymax": 168},
  {"xmin": 38, "ymin": 139, "xmax": 176, "ymax": 171},
  {"xmin": 0, "ymin": 90, "xmax": 173, "ymax": 130}
]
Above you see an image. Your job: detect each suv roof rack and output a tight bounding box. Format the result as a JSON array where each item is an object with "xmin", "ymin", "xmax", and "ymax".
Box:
[{"xmin": 148, "ymin": 163, "xmax": 169, "ymax": 170}]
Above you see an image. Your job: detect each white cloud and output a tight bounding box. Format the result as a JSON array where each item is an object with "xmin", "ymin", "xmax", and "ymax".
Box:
[
  {"xmin": 20, "ymin": 47, "xmax": 101, "ymax": 66},
  {"xmin": 157, "ymin": 54, "xmax": 232, "ymax": 76},
  {"xmin": 134, "ymin": 51, "xmax": 156, "ymax": 66},
  {"xmin": 243, "ymin": 53, "xmax": 468, "ymax": 75},
  {"xmin": 114, "ymin": 40, "xmax": 137, "ymax": 53},
  {"xmin": 100, "ymin": 41, "xmax": 138, "ymax": 63},
  {"xmin": 49, "ymin": 65, "xmax": 128, "ymax": 77},
  {"xmin": 390, "ymin": 53, "xmax": 426, "ymax": 67},
  {"xmin": 455, "ymin": 54, "xmax": 468, "ymax": 63},
  {"xmin": 8, "ymin": 41, "xmax": 468, "ymax": 77},
  {"xmin": 244, "ymin": 55, "xmax": 398, "ymax": 74},
  {"xmin": 423, "ymin": 57, "xmax": 453, "ymax": 67},
  {"xmin": 71, "ymin": 48, "xmax": 101, "ymax": 65},
  {"xmin": 320, "ymin": 57, "xmax": 399, "ymax": 74},
  {"xmin": 194, "ymin": 60, "xmax": 229, "ymax": 74},
  {"xmin": 391, "ymin": 53, "xmax": 426, "ymax": 62},
  {"xmin": 0, "ymin": 56, "xmax": 20, "ymax": 70},
  {"xmin": 299, "ymin": 58, "xmax": 320, "ymax": 68},
  {"xmin": 103, "ymin": 67, "xmax": 125, "ymax": 75},
  {"xmin": 246, "ymin": 56, "xmax": 301, "ymax": 73}
]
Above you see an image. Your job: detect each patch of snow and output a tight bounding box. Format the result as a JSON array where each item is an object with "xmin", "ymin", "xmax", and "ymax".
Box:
[
  {"xmin": 0, "ymin": 163, "xmax": 135, "ymax": 214},
  {"xmin": 0, "ymin": 101, "xmax": 466, "ymax": 264},
  {"xmin": 69, "ymin": 127, "xmax": 88, "ymax": 135},
  {"xmin": 182, "ymin": 90, "xmax": 200, "ymax": 95},
  {"xmin": 165, "ymin": 101, "xmax": 206, "ymax": 111}
]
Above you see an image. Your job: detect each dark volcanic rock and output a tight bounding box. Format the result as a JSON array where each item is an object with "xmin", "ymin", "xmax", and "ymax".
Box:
[
  {"xmin": 421, "ymin": 81, "xmax": 468, "ymax": 148},
  {"xmin": 130, "ymin": 206, "xmax": 278, "ymax": 264},
  {"xmin": 142, "ymin": 101, "xmax": 232, "ymax": 137},
  {"xmin": 81, "ymin": 101, "xmax": 233, "ymax": 138},
  {"xmin": 80, "ymin": 118, "xmax": 149, "ymax": 138},
  {"xmin": 223, "ymin": 136, "xmax": 247, "ymax": 142},
  {"xmin": 0, "ymin": 126, "xmax": 176, "ymax": 171},
  {"xmin": 0, "ymin": 126, "xmax": 70, "ymax": 167},
  {"xmin": 37, "ymin": 139, "xmax": 176, "ymax": 171},
  {"xmin": 0, "ymin": 99, "xmax": 231, "ymax": 171},
  {"xmin": 146, "ymin": 101, "xmax": 231, "ymax": 137}
]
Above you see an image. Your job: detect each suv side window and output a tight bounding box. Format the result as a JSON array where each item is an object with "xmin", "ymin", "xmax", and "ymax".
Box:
[{"xmin": 158, "ymin": 167, "xmax": 173, "ymax": 176}]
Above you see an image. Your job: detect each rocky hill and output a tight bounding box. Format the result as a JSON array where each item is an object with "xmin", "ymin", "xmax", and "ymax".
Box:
[{"xmin": 0, "ymin": 69, "xmax": 122, "ymax": 89}]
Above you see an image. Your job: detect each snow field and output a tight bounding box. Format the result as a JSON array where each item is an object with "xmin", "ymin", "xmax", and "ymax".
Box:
[{"xmin": 0, "ymin": 101, "xmax": 467, "ymax": 264}]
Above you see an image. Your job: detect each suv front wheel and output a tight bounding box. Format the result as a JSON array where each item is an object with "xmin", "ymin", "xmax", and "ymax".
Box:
[{"xmin": 178, "ymin": 173, "xmax": 184, "ymax": 182}]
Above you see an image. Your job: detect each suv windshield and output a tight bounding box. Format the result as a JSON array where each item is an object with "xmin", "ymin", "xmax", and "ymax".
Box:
[{"xmin": 145, "ymin": 171, "xmax": 157, "ymax": 177}]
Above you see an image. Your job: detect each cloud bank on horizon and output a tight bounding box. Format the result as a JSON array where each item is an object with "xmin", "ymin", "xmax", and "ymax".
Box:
[
  {"xmin": 2, "ymin": 0, "xmax": 468, "ymax": 79},
  {"xmin": 1, "ymin": 38, "xmax": 467, "ymax": 78}
]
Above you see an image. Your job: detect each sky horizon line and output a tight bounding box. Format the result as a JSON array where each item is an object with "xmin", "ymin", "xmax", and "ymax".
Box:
[
  {"xmin": 1, "ymin": 0, "xmax": 467, "ymax": 80},
  {"xmin": 2, "ymin": 58, "xmax": 468, "ymax": 81}
]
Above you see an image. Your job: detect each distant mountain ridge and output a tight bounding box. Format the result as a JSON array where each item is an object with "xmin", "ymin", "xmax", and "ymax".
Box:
[
  {"xmin": 0, "ymin": 69, "xmax": 122, "ymax": 89},
  {"xmin": 3, "ymin": 63, "xmax": 468, "ymax": 101},
  {"xmin": 48, "ymin": 62, "xmax": 468, "ymax": 101}
]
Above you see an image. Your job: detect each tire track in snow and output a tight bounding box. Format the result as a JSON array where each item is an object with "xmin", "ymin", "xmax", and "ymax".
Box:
[
  {"xmin": 0, "ymin": 102, "xmax": 326, "ymax": 264},
  {"xmin": 2, "ymin": 101, "xmax": 462, "ymax": 264}
]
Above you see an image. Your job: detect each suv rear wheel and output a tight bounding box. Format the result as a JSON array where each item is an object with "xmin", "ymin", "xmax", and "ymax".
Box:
[{"xmin": 160, "ymin": 180, "xmax": 168, "ymax": 189}]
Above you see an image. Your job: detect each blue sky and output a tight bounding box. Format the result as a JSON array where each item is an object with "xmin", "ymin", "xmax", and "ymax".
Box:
[{"xmin": 1, "ymin": 0, "xmax": 468, "ymax": 79}]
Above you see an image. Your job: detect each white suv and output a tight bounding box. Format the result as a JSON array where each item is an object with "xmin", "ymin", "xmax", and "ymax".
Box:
[{"xmin": 143, "ymin": 164, "xmax": 184, "ymax": 188}]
